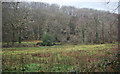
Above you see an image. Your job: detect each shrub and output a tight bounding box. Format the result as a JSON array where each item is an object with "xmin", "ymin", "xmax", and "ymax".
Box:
[{"xmin": 41, "ymin": 33, "xmax": 55, "ymax": 46}]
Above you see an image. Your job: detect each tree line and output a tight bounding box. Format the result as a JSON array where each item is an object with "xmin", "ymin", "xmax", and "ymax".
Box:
[{"xmin": 2, "ymin": 2, "xmax": 118, "ymax": 45}]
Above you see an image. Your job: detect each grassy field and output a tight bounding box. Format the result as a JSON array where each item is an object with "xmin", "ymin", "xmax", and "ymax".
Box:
[{"xmin": 2, "ymin": 43, "xmax": 119, "ymax": 72}]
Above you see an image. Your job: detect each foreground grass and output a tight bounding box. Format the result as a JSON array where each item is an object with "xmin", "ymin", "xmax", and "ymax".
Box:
[{"xmin": 2, "ymin": 43, "xmax": 119, "ymax": 72}]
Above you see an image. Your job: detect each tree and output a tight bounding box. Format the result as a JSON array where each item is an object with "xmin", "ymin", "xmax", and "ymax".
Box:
[
  {"xmin": 41, "ymin": 33, "xmax": 54, "ymax": 46},
  {"xmin": 2, "ymin": 2, "xmax": 118, "ymax": 45},
  {"xmin": 94, "ymin": 17, "xmax": 99, "ymax": 43},
  {"xmin": 2, "ymin": 2, "xmax": 29, "ymax": 44},
  {"xmin": 101, "ymin": 22, "xmax": 105, "ymax": 43},
  {"xmin": 82, "ymin": 25, "xmax": 85, "ymax": 43}
]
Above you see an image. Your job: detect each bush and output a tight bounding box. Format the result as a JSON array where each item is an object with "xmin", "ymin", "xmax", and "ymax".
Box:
[{"xmin": 41, "ymin": 33, "xmax": 55, "ymax": 46}]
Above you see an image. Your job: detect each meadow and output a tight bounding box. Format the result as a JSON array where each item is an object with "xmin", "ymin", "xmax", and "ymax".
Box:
[{"xmin": 2, "ymin": 42, "xmax": 119, "ymax": 72}]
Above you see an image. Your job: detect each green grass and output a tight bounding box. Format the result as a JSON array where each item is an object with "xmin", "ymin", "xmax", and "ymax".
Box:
[
  {"xmin": 2, "ymin": 43, "xmax": 119, "ymax": 72},
  {"xmin": 2, "ymin": 41, "xmax": 37, "ymax": 45},
  {"xmin": 2, "ymin": 44, "xmax": 114, "ymax": 55}
]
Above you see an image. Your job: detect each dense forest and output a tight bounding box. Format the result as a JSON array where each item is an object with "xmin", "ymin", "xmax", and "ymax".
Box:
[{"xmin": 2, "ymin": 2, "xmax": 118, "ymax": 45}]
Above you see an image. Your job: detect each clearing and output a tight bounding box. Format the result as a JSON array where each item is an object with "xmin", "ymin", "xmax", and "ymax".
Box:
[{"xmin": 2, "ymin": 43, "xmax": 119, "ymax": 72}]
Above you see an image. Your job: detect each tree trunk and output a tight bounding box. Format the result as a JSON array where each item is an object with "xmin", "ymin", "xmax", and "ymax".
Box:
[
  {"xmin": 82, "ymin": 26, "xmax": 85, "ymax": 43},
  {"xmin": 38, "ymin": 24, "xmax": 40, "ymax": 40},
  {"xmin": 102, "ymin": 23, "xmax": 104, "ymax": 43},
  {"xmin": 33, "ymin": 28, "xmax": 35, "ymax": 40},
  {"xmin": 94, "ymin": 17, "xmax": 99, "ymax": 43},
  {"xmin": 18, "ymin": 30, "xmax": 22, "ymax": 44},
  {"xmin": 109, "ymin": 23, "xmax": 113, "ymax": 43},
  {"xmin": 12, "ymin": 31, "xmax": 15, "ymax": 45}
]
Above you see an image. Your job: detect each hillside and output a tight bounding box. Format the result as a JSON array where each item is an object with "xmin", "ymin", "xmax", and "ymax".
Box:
[{"xmin": 2, "ymin": 2, "xmax": 118, "ymax": 44}]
